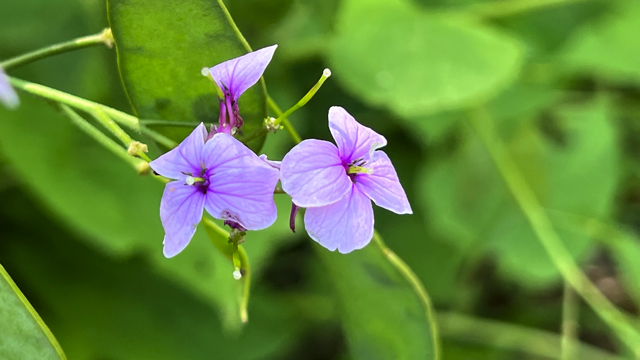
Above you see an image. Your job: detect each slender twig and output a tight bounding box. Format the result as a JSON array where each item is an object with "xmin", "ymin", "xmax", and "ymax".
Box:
[
  {"xmin": 561, "ymin": 281, "xmax": 580, "ymax": 360},
  {"xmin": 1, "ymin": 29, "xmax": 113, "ymax": 70},
  {"xmin": 57, "ymin": 104, "xmax": 149, "ymax": 174},
  {"xmin": 1, "ymin": 264, "xmax": 67, "ymax": 359},
  {"xmin": 468, "ymin": 107, "xmax": 640, "ymax": 355},
  {"xmin": 372, "ymin": 232, "xmax": 441, "ymax": 360}
]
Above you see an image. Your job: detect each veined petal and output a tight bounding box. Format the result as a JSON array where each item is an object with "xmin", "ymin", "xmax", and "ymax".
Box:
[
  {"xmin": 355, "ymin": 151, "xmax": 412, "ymax": 214},
  {"xmin": 328, "ymin": 106, "xmax": 387, "ymax": 163},
  {"xmin": 160, "ymin": 181, "xmax": 206, "ymax": 258},
  {"xmin": 149, "ymin": 123, "xmax": 207, "ymax": 179},
  {"xmin": 207, "ymin": 45, "xmax": 277, "ymax": 100},
  {"xmin": 280, "ymin": 139, "xmax": 351, "ymax": 208},
  {"xmin": 304, "ymin": 185, "xmax": 374, "ymax": 254},
  {"xmin": 0, "ymin": 68, "xmax": 19, "ymax": 109},
  {"xmin": 203, "ymin": 133, "xmax": 279, "ymax": 230}
]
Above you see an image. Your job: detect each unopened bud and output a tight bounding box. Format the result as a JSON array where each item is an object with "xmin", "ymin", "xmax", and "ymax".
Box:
[
  {"xmin": 127, "ymin": 141, "xmax": 148, "ymax": 157},
  {"xmin": 136, "ymin": 161, "xmax": 151, "ymax": 175}
]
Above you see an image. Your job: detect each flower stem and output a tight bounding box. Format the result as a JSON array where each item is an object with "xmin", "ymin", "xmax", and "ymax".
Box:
[
  {"xmin": 8, "ymin": 76, "xmax": 177, "ymax": 149},
  {"xmin": 267, "ymin": 97, "xmax": 302, "ymax": 143},
  {"xmin": 1, "ymin": 29, "xmax": 114, "ymax": 70},
  {"xmin": 467, "ymin": 107, "xmax": 640, "ymax": 356},
  {"xmin": 57, "ymin": 104, "xmax": 149, "ymax": 174},
  {"xmin": 140, "ymin": 119, "xmax": 202, "ymax": 127},
  {"xmin": 91, "ymin": 108, "xmax": 151, "ymax": 162},
  {"xmin": 372, "ymin": 231, "xmax": 441, "ymax": 360},
  {"xmin": 561, "ymin": 281, "xmax": 579, "ymax": 360},
  {"xmin": 272, "ymin": 68, "xmax": 331, "ymax": 127}
]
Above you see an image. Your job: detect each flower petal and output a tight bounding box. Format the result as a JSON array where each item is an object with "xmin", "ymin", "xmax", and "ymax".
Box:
[
  {"xmin": 328, "ymin": 106, "xmax": 387, "ymax": 163},
  {"xmin": 160, "ymin": 181, "xmax": 206, "ymax": 258},
  {"xmin": 203, "ymin": 133, "xmax": 279, "ymax": 230},
  {"xmin": 304, "ymin": 185, "xmax": 374, "ymax": 254},
  {"xmin": 149, "ymin": 123, "xmax": 207, "ymax": 179},
  {"xmin": 355, "ymin": 151, "xmax": 412, "ymax": 214},
  {"xmin": 0, "ymin": 68, "xmax": 19, "ymax": 109},
  {"xmin": 207, "ymin": 45, "xmax": 277, "ymax": 100},
  {"xmin": 280, "ymin": 139, "xmax": 352, "ymax": 208}
]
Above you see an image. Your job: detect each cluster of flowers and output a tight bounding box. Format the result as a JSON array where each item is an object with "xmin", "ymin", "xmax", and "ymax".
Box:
[{"xmin": 147, "ymin": 45, "xmax": 412, "ymax": 257}]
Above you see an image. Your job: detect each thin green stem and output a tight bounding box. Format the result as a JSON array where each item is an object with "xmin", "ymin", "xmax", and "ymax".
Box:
[
  {"xmin": 439, "ymin": 312, "xmax": 624, "ymax": 360},
  {"xmin": 561, "ymin": 281, "xmax": 579, "ymax": 360},
  {"xmin": 468, "ymin": 107, "xmax": 640, "ymax": 356},
  {"xmin": 140, "ymin": 119, "xmax": 202, "ymax": 127},
  {"xmin": 1, "ymin": 29, "xmax": 114, "ymax": 70},
  {"xmin": 372, "ymin": 231, "xmax": 441, "ymax": 360},
  {"xmin": 1, "ymin": 264, "xmax": 67, "ymax": 360},
  {"xmin": 215, "ymin": 0, "xmax": 252, "ymax": 53},
  {"xmin": 267, "ymin": 96, "xmax": 302, "ymax": 143},
  {"xmin": 272, "ymin": 69, "xmax": 331, "ymax": 127},
  {"xmin": 91, "ymin": 108, "xmax": 151, "ymax": 162},
  {"xmin": 201, "ymin": 218, "xmax": 251, "ymax": 323},
  {"xmin": 57, "ymin": 104, "xmax": 149, "ymax": 174},
  {"xmin": 8, "ymin": 77, "xmax": 177, "ymax": 149}
]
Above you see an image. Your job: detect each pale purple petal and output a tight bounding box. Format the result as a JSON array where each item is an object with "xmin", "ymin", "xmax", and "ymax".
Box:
[
  {"xmin": 328, "ymin": 106, "xmax": 387, "ymax": 162},
  {"xmin": 355, "ymin": 151, "xmax": 412, "ymax": 214},
  {"xmin": 0, "ymin": 68, "xmax": 19, "ymax": 109},
  {"xmin": 259, "ymin": 154, "xmax": 281, "ymax": 170},
  {"xmin": 304, "ymin": 185, "xmax": 374, "ymax": 254},
  {"xmin": 149, "ymin": 123, "xmax": 207, "ymax": 179},
  {"xmin": 280, "ymin": 139, "xmax": 352, "ymax": 208},
  {"xmin": 160, "ymin": 181, "xmax": 206, "ymax": 258},
  {"xmin": 207, "ymin": 45, "xmax": 277, "ymax": 100},
  {"xmin": 202, "ymin": 133, "xmax": 279, "ymax": 230}
]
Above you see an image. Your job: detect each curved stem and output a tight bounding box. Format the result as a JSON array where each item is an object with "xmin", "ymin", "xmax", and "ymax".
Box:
[
  {"xmin": 561, "ymin": 281, "xmax": 579, "ymax": 360},
  {"xmin": 140, "ymin": 119, "xmax": 202, "ymax": 127},
  {"xmin": 267, "ymin": 97, "xmax": 302, "ymax": 143},
  {"xmin": 372, "ymin": 231, "xmax": 441, "ymax": 360},
  {"xmin": 1, "ymin": 29, "xmax": 114, "ymax": 70},
  {"xmin": 468, "ymin": 107, "xmax": 640, "ymax": 356}
]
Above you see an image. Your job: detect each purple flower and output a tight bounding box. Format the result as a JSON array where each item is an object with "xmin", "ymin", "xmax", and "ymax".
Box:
[
  {"xmin": 280, "ymin": 106, "xmax": 412, "ymax": 253},
  {"xmin": 0, "ymin": 67, "xmax": 19, "ymax": 109},
  {"xmin": 203, "ymin": 45, "xmax": 277, "ymax": 135},
  {"xmin": 149, "ymin": 123, "xmax": 279, "ymax": 258}
]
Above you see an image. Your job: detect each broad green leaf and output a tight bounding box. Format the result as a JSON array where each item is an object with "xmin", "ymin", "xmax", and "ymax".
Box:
[
  {"xmin": 562, "ymin": 0, "xmax": 640, "ymax": 83},
  {"xmin": 0, "ymin": 264, "xmax": 65, "ymax": 360},
  {"xmin": 0, "ymin": 193, "xmax": 298, "ymax": 360},
  {"xmin": 419, "ymin": 99, "xmax": 620, "ymax": 286},
  {"xmin": 317, "ymin": 238, "xmax": 439, "ymax": 360},
  {"xmin": 108, "ymin": 0, "xmax": 267, "ymax": 150},
  {"xmin": 328, "ymin": 0, "xmax": 523, "ymax": 118}
]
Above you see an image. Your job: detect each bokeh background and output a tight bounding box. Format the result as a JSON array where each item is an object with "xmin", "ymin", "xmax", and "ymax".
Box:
[{"xmin": 1, "ymin": 0, "xmax": 640, "ymax": 358}]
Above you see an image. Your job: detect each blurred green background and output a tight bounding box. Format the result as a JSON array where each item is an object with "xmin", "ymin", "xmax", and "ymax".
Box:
[{"xmin": 1, "ymin": 0, "xmax": 640, "ymax": 358}]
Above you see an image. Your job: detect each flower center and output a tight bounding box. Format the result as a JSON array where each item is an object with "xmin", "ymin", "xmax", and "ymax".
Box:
[
  {"xmin": 345, "ymin": 158, "xmax": 372, "ymax": 182},
  {"xmin": 183, "ymin": 170, "xmax": 210, "ymax": 194}
]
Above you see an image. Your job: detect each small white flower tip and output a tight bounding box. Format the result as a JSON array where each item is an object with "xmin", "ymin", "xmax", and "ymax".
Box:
[
  {"xmin": 323, "ymin": 68, "xmax": 332, "ymax": 78},
  {"xmin": 201, "ymin": 67, "xmax": 210, "ymax": 77},
  {"xmin": 233, "ymin": 269, "xmax": 242, "ymax": 280},
  {"xmin": 185, "ymin": 176, "xmax": 195, "ymax": 186}
]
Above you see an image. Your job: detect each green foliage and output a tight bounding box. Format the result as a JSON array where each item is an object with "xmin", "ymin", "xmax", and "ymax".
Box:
[
  {"xmin": 328, "ymin": 0, "xmax": 523, "ymax": 118},
  {"xmin": 0, "ymin": 265, "xmax": 64, "ymax": 360},
  {"xmin": 108, "ymin": 0, "xmax": 267, "ymax": 150},
  {"xmin": 317, "ymin": 240, "xmax": 438, "ymax": 360},
  {"xmin": 420, "ymin": 99, "xmax": 620, "ymax": 286}
]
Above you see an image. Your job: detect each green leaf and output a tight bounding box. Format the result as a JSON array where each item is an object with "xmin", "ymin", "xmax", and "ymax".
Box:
[
  {"xmin": 328, "ymin": 0, "xmax": 523, "ymax": 118},
  {"xmin": 317, "ymin": 237, "xmax": 439, "ymax": 360},
  {"xmin": 419, "ymin": 99, "xmax": 621, "ymax": 286},
  {"xmin": 562, "ymin": 0, "xmax": 640, "ymax": 83},
  {"xmin": 0, "ymin": 264, "xmax": 65, "ymax": 360},
  {"xmin": 108, "ymin": 0, "xmax": 267, "ymax": 150}
]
